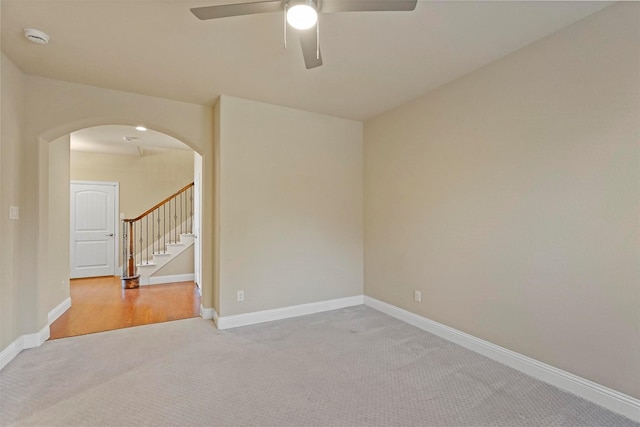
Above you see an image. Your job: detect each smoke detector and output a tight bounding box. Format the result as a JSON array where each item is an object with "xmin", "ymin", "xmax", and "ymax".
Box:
[{"xmin": 24, "ymin": 28, "xmax": 50, "ymax": 45}]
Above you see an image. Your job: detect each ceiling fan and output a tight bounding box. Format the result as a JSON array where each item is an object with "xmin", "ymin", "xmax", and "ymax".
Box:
[{"xmin": 191, "ymin": 0, "xmax": 418, "ymax": 69}]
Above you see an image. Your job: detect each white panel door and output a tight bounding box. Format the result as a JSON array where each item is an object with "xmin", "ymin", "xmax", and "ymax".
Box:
[{"xmin": 70, "ymin": 182, "xmax": 117, "ymax": 278}]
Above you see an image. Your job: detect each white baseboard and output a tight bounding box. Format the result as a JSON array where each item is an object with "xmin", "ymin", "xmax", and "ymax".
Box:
[
  {"xmin": 1, "ymin": 294, "xmax": 63, "ymax": 371},
  {"xmin": 23, "ymin": 325, "xmax": 50, "ymax": 349},
  {"xmin": 48, "ymin": 297, "xmax": 71, "ymax": 324},
  {"xmin": 200, "ymin": 305, "xmax": 217, "ymax": 321},
  {"xmin": 0, "ymin": 340, "xmax": 22, "ymax": 371},
  {"xmin": 364, "ymin": 296, "xmax": 640, "ymax": 423},
  {"xmin": 0, "ymin": 324, "xmax": 50, "ymax": 371},
  {"xmin": 144, "ymin": 273, "xmax": 195, "ymax": 286},
  {"xmin": 216, "ymin": 295, "xmax": 364, "ymax": 330}
]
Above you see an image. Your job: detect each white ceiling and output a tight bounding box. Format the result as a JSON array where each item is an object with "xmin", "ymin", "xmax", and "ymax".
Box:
[
  {"xmin": 1, "ymin": 1, "xmax": 612, "ymax": 121},
  {"xmin": 71, "ymin": 125, "xmax": 191, "ymax": 156}
]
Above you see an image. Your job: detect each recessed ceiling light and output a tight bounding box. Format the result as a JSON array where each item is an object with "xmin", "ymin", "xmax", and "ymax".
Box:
[
  {"xmin": 24, "ymin": 28, "xmax": 50, "ymax": 45},
  {"xmin": 135, "ymin": 126, "xmax": 147, "ymax": 132}
]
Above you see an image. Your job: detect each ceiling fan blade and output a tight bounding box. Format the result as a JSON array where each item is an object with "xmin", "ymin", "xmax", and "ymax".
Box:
[
  {"xmin": 191, "ymin": 0, "xmax": 283, "ymax": 20},
  {"xmin": 320, "ymin": 0, "xmax": 417, "ymax": 13},
  {"xmin": 299, "ymin": 27, "xmax": 323, "ymax": 69}
]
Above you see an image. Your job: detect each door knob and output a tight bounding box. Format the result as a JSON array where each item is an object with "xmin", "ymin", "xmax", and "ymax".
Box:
[{"xmin": 107, "ymin": 233, "xmax": 114, "ymax": 237}]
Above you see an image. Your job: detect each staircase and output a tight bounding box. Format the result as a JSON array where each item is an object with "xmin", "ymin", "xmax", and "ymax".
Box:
[
  {"xmin": 136, "ymin": 231, "xmax": 195, "ymax": 285},
  {"xmin": 121, "ymin": 183, "xmax": 195, "ymax": 289}
]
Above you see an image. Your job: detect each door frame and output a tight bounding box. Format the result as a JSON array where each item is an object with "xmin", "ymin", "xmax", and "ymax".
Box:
[{"xmin": 70, "ymin": 180, "xmax": 120, "ymax": 277}]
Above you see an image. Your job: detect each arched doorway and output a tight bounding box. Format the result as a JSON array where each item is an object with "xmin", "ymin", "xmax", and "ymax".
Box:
[{"xmin": 44, "ymin": 124, "xmax": 206, "ymax": 338}]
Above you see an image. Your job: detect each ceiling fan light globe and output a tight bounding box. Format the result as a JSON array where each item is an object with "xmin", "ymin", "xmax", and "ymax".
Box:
[{"xmin": 287, "ymin": 4, "xmax": 317, "ymax": 30}]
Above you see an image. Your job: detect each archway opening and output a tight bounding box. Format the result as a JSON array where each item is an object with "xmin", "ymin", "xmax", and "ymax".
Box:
[{"xmin": 47, "ymin": 124, "xmax": 204, "ymax": 338}]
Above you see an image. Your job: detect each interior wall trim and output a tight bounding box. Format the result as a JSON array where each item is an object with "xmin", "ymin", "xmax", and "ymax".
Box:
[
  {"xmin": 47, "ymin": 297, "xmax": 72, "ymax": 324},
  {"xmin": 1, "ymin": 295, "xmax": 73, "ymax": 371},
  {"xmin": 215, "ymin": 295, "xmax": 364, "ymax": 330},
  {"xmin": 200, "ymin": 305, "xmax": 217, "ymax": 321},
  {"xmin": 146, "ymin": 273, "xmax": 195, "ymax": 286},
  {"xmin": 0, "ymin": 339, "xmax": 24, "ymax": 371},
  {"xmin": 363, "ymin": 296, "xmax": 640, "ymax": 423},
  {"xmin": 0, "ymin": 325, "xmax": 50, "ymax": 371}
]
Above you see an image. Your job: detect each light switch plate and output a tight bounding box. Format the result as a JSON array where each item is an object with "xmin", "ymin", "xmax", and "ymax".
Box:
[{"xmin": 9, "ymin": 206, "xmax": 19, "ymax": 220}]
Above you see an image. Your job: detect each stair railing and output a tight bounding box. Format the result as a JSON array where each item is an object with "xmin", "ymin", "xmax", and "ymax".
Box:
[{"xmin": 121, "ymin": 182, "xmax": 194, "ymax": 289}]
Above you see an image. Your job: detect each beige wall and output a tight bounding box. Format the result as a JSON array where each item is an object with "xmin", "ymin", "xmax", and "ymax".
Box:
[
  {"xmin": 0, "ymin": 53, "xmax": 28, "ymax": 349},
  {"xmin": 70, "ymin": 150, "xmax": 194, "ymax": 219},
  {"xmin": 211, "ymin": 100, "xmax": 221, "ymax": 314},
  {"xmin": 153, "ymin": 245, "xmax": 194, "ymax": 277},
  {"xmin": 0, "ymin": 70, "xmax": 214, "ymax": 354},
  {"xmin": 44, "ymin": 136, "xmax": 71, "ymax": 316},
  {"xmin": 364, "ymin": 3, "xmax": 639, "ymax": 399},
  {"xmin": 217, "ymin": 96, "xmax": 363, "ymax": 316}
]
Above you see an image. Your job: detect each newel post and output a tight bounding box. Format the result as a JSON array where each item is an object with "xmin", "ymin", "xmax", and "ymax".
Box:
[{"xmin": 121, "ymin": 220, "xmax": 140, "ymax": 289}]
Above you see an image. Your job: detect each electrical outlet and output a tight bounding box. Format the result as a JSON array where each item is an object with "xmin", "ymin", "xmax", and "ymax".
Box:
[
  {"xmin": 237, "ymin": 290, "xmax": 244, "ymax": 302},
  {"xmin": 414, "ymin": 290, "xmax": 422, "ymax": 303}
]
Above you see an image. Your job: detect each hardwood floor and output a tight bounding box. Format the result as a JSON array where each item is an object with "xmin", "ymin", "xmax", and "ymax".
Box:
[{"xmin": 49, "ymin": 276, "xmax": 201, "ymax": 339}]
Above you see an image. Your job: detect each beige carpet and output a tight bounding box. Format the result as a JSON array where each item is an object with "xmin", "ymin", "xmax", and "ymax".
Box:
[{"xmin": 0, "ymin": 306, "xmax": 637, "ymax": 426}]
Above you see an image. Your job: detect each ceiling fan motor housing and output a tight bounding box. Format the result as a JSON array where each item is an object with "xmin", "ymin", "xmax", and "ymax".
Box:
[
  {"xmin": 286, "ymin": 0, "xmax": 318, "ymax": 30},
  {"xmin": 288, "ymin": 0, "xmax": 318, "ymax": 7}
]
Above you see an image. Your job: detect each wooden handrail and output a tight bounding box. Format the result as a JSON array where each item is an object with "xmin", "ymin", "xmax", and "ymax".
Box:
[{"xmin": 123, "ymin": 182, "xmax": 194, "ymax": 222}]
